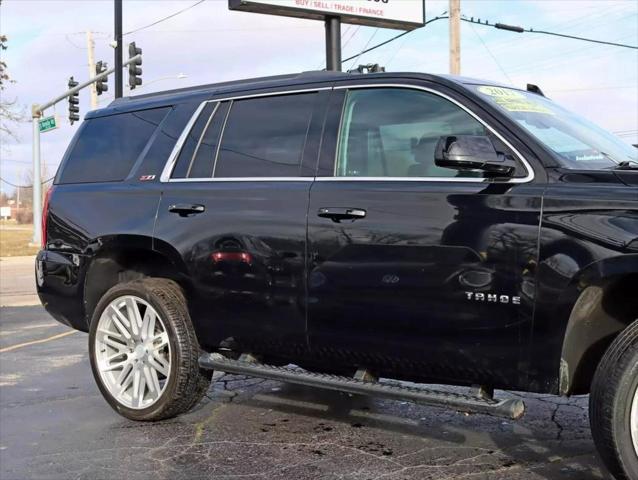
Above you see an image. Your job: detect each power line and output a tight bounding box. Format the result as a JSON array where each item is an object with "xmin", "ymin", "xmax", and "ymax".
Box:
[
  {"xmin": 342, "ymin": 12, "xmax": 637, "ymax": 65},
  {"xmin": 468, "ymin": 22, "xmax": 513, "ymax": 83},
  {"xmin": 461, "ymin": 17, "xmax": 638, "ymax": 50},
  {"xmin": 0, "ymin": 177, "xmax": 54, "ymax": 188},
  {"xmin": 342, "ymin": 25, "xmax": 361, "ymax": 50},
  {"xmin": 64, "ymin": 34, "xmax": 85, "ymax": 50},
  {"xmin": 341, "ymin": 24, "xmax": 352, "ymax": 41},
  {"xmin": 479, "ymin": 32, "xmax": 635, "ymax": 77},
  {"xmin": 525, "ymin": 27, "xmax": 638, "ymax": 50},
  {"xmin": 342, "ymin": 15, "xmax": 449, "ymax": 64},
  {"xmin": 123, "ymin": 0, "xmax": 207, "ymax": 36},
  {"xmin": 1, "ymin": 159, "xmax": 58, "ymax": 165},
  {"xmin": 384, "ymin": 32, "xmax": 411, "ymax": 67},
  {"xmin": 348, "ymin": 28, "xmax": 379, "ymax": 71}
]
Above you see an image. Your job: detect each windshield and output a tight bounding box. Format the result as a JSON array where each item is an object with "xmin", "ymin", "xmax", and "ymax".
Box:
[{"xmin": 473, "ymin": 85, "xmax": 637, "ymax": 169}]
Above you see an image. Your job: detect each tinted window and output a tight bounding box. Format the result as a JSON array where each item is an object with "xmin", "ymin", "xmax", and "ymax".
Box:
[
  {"xmin": 58, "ymin": 108, "xmax": 169, "ymax": 184},
  {"xmin": 136, "ymin": 103, "xmax": 196, "ymax": 179},
  {"xmin": 171, "ymin": 102, "xmax": 217, "ymax": 179},
  {"xmin": 214, "ymin": 93, "xmax": 315, "ymax": 178},
  {"xmin": 336, "ymin": 89, "xmax": 487, "ymax": 178},
  {"xmin": 188, "ymin": 102, "xmax": 230, "ymax": 178}
]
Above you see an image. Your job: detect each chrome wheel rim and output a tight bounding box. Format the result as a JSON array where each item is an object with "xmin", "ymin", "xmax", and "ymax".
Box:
[
  {"xmin": 632, "ymin": 382, "xmax": 638, "ymax": 457},
  {"xmin": 95, "ymin": 295, "xmax": 171, "ymax": 410}
]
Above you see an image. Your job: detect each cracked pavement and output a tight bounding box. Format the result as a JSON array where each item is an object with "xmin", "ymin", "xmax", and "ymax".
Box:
[{"xmin": 0, "ymin": 306, "xmax": 612, "ymax": 480}]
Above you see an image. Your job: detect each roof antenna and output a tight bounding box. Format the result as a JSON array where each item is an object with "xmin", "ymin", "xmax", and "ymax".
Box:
[{"xmin": 527, "ymin": 83, "xmax": 545, "ymax": 96}]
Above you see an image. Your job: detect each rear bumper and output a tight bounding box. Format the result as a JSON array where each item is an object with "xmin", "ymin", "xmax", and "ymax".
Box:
[{"xmin": 36, "ymin": 250, "xmax": 88, "ymax": 332}]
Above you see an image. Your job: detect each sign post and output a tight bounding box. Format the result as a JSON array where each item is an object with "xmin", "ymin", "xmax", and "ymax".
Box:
[
  {"xmin": 229, "ymin": 0, "xmax": 425, "ymax": 71},
  {"xmin": 325, "ymin": 15, "xmax": 341, "ymax": 71}
]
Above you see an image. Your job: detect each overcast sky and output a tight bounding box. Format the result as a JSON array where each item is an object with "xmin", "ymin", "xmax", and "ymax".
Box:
[{"xmin": 1, "ymin": 0, "xmax": 637, "ymax": 193}]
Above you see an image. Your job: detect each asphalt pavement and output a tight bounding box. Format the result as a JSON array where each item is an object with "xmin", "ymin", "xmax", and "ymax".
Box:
[{"xmin": 0, "ymin": 256, "xmax": 611, "ymax": 479}]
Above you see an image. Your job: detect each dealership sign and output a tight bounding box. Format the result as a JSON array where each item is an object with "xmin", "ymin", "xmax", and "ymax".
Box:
[{"xmin": 229, "ymin": 0, "xmax": 425, "ymax": 30}]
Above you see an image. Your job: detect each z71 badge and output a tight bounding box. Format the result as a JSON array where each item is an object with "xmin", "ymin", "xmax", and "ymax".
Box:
[{"xmin": 465, "ymin": 292, "xmax": 521, "ymax": 305}]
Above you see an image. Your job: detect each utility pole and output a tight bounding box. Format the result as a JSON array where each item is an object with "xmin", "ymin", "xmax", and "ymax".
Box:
[
  {"xmin": 16, "ymin": 168, "xmax": 20, "ymax": 217},
  {"xmin": 449, "ymin": 0, "xmax": 461, "ymax": 75},
  {"xmin": 86, "ymin": 30, "xmax": 98, "ymax": 109},
  {"xmin": 325, "ymin": 16, "xmax": 342, "ymax": 71},
  {"xmin": 114, "ymin": 0, "xmax": 123, "ymax": 98}
]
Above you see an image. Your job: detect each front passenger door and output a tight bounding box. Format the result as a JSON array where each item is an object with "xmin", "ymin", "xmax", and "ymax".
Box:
[{"xmin": 307, "ymin": 86, "xmax": 541, "ymax": 390}]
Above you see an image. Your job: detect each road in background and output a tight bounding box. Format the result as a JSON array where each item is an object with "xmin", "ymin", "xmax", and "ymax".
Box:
[
  {"xmin": 0, "ymin": 257, "xmax": 610, "ymax": 479},
  {"xmin": 0, "ymin": 255, "xmax": 38, "ymax": 307}
]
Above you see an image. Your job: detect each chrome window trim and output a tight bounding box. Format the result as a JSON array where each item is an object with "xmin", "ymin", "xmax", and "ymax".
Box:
[
  {"xmin": 185, "ymin": 102, "xmax": 219, "ymax": 178},
  {"xmin": 165, "ymin": 177, "xmax": 314, "ymax": 183},
  {"xmin": 160, "ymin": 87, "xmax": 331, "ymax": 182},
  {"xmin": 315, "ymin": 176, "xmax": 493, "ymax": 183},
  {"xmin": 211, "ymin": 100, "xmax": 233, "ymax": 177},
  {"xmin": 160, "ymin": 83, "xmax": 535, "ymax": 184},
  {"xmin": 326, "ymin": 83, "xmax": 534, "ymax": 184},
  {"xmin": 161, "ymin": 101, "xmax": 208, "ymax": 182}
]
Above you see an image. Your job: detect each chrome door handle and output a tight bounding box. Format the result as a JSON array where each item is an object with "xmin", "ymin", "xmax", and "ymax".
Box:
[
  {"xmin": 169, "ymin": 204, "xmax": 205, "ymax": 217},
  {"xmin": 317, "ymin": 207, "xmax": 366, "ymax": 223}
]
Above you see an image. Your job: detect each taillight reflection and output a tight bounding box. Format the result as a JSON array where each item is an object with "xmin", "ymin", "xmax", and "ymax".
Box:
[{"xmin": 211, "ymin": 251, "xmax": 253, "ymax": 265}]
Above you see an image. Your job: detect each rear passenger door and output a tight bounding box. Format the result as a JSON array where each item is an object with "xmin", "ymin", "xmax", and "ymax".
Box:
[
  {"xmin": 307, "ymin": 85, "xmax": 542, "ymax": 389},
  {"xmin": 154, "ymin": 89, "xmax": 329, "ymax": 356}
]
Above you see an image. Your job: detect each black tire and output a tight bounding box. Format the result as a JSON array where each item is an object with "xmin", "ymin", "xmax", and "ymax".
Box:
[
  {"xmin": 590, "ymin": 319, "xmax": 638, "ymax": 480},
  {"xmin": 89, "ymin": 278, "xmax": 211, "ymax": 421}
]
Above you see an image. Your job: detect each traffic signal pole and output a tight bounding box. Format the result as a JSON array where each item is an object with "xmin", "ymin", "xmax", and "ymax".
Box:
[
  {"xmin": 29, "ymin": 53, "xmax": 142, "ymax": 245},
  {"xmin": 114, "ymin": 0, "xmax": 123, "ymax": 98},
  {"xmin": 31, "ymin": 107, "xmax": 42, "ymax": 246}
]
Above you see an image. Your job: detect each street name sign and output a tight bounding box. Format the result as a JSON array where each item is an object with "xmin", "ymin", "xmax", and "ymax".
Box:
[
  {"xmin": 229, "ymin": 0, "xmax": 425, "ymax": 30},
  {"xmin": 38, "ymin": 115, "xmax": 58, "ymax": 133}
]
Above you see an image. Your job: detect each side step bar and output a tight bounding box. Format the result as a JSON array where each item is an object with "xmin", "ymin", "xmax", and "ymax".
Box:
[{"xmin": 199, "ymin": 353, "xmax": 525, "ymax": 420}]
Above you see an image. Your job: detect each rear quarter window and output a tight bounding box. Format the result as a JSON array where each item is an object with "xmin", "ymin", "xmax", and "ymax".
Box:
[{"xmin": 57, "ymin": 107, "xmax": 169, "ymax": 184}]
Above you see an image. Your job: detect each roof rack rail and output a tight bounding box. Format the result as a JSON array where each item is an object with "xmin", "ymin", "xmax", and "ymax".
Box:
[
  {"xmin": 297, "ymin": 70, "xmax": 350, "ymax": 77},
  {"xmin": 348, "ymin": 64, "xmax": 386, "ymax": 74}
]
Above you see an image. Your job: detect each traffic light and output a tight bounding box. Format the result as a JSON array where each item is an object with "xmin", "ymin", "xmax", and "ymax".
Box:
[
  {"xmin": 95, "ymin": 61, "xmax": 108, "ymax": 95},
  {"xmin": 128, "ymin": 42, "xmax": 142, "ymax": 90},
  {"xmin": 67, "ymin": 76, "xmax": 80, "ymax": 125}
]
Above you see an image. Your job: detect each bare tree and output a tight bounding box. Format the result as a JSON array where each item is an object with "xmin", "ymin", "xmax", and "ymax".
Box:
[{"xmin": 0, "ymin": 34, "xmax": 27, "ymax": 146}]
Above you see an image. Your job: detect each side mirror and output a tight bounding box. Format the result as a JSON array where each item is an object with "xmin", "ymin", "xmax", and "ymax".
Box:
[{"xmin": 434, "ymin": 135, "xmax": 517, "ymax": 177}]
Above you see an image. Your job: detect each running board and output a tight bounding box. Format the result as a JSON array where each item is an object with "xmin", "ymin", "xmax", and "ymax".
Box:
[{"xmin": 199, "ymin": 353, "xmax": 525, "ymax": 420}]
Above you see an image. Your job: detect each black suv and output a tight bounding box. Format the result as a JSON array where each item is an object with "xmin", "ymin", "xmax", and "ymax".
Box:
[{"xmin": 36, "ymin": 71, "xmax": 638, "ymax": 480}]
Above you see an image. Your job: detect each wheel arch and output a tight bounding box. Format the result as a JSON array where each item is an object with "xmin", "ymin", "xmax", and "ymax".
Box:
[
  {"xmin": 559, "ymin": 257, "xmax": 638, "ymax": 395},
  {"xmin": 83, "ymin": 235, "xmax": 191, "ymax": 328}
]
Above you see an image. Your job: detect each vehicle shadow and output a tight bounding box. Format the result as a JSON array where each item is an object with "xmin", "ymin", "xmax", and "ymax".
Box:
[{"xmin": 208, "ymin": 377, "xmax": 611, "ymax": 480}]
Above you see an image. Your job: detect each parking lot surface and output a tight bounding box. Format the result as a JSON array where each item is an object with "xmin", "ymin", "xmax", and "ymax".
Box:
[{"xmin": 0, "ymin": 257, "xmax": 611, "ymax": 480}]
